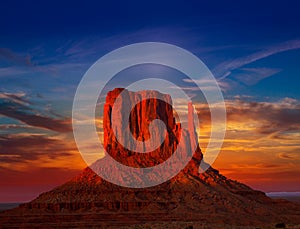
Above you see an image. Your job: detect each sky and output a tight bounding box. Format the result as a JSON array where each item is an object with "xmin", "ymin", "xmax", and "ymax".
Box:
[{"xmin": 1, "ymin": 0, "xmax": 300, "ymax": 202}]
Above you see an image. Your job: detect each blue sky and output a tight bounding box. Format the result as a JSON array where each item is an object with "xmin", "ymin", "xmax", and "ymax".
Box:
[
  {"xmin": 1, "ymin": 0, "xmax": 300, "ymax": 201},
  {"xmin": 1, "ymin": 0, "xmax": 300, "ymax": 103}
]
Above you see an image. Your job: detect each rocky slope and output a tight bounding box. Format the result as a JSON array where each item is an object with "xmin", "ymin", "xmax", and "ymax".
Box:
[{"xmin": 1, "ymin": 88, "xmax": 300, "ymax": 228}]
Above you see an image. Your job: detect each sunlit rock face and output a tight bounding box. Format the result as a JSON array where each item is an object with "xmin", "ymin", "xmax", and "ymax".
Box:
[{"xmin": 103, "ymin": 88, "xmax": 201, "ymax": 169}]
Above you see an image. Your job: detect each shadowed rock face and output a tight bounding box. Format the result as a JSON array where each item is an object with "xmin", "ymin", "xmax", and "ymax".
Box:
[{"xmin": 1, "ymin": 88, "xmax": 300, "ymax": 228}]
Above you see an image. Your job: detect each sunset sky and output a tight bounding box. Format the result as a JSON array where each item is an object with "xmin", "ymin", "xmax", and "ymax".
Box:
[{"xmin": 1, "ymin": 0, "xmax": 300, "ymax": 202}]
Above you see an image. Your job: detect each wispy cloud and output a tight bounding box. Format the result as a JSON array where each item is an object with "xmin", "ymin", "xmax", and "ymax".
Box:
[
  {"xmin": 209, "ymin": 39, "xmax": 300, "ymax": 91},
  {"xmin": 0, "ymin": 92, "xmax": 28, "ymax": 105},
  {"xmin": 0, "ymin": 134, "xmax": 73, "ymax": 163},
  {"xmin": 197, "ymin": 96, "xmax": 300, "ymax": 137},
  {"xmin": 0, "ymin": 92, "xmax": 72, "ymax": 133},
  {"xmin": 0, "ymin": 132, "xmax": 86, "ymax": 190},
  {"xmin": 0, "ymin": 48, "xmax": 34, "ymax": 67},
  {"xmin": 0, "ymin": 66, "xmax": 32, "ymax": 77},
  {"xmin": 233, "ymin": 67, "xmax": 281, "ymax": 86},
  {"xmin": 0, "ymin": 63, "xmax": 86, "ymax": 78},
  {"xmin": 56, "ymin": 26, "xmax": 198, "ymax": 61},
  {"xmin": 210, "ymin": 97, "xmax": 300, "ymax": 191},
  {"xmin": 277, "ymin": 152, "xmax": 300, "ymax": 160},
  {"xmin": 227, "ymin": 98, "xmax": 300, "ymax": 135}
]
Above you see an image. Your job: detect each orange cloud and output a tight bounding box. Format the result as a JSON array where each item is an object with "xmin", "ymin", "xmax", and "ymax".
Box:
[{"xmin": 207, "ymin": 97, "xmax": 300, "ymax": 192}]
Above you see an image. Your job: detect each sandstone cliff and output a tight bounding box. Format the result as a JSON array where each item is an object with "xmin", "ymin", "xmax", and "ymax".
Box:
[{"xmin": 102, "ymin": 88, "xmax": 200, "ymax": 168}]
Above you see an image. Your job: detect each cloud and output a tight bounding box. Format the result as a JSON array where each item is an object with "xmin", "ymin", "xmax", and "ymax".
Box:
[
  {"xmin": 0, "ymin": 133, "xmax": 84, "ymax": 172},
  {"xmin": 277, "ymin": 152, "xmax": 300, "ymax": 160},
  {"xmin": 0, "ymin": 63, "xmax": 86, "ymax": 79},
  {"xmin": 196, "ymin": 97, "xmax": 300, "ymax": 137},
  {"xmin": 57, "ymin": 26, "xmax": 197, "ymax": 61},
  {"xmin": 223, "ymin": 98, "xmax": 300, "ymax": 134},
  {"xmin": 233, "ymin": 67, "xmax": 281, "ymax": 86},
  {"xmin": 0, "ymin": 92, "xmax": 28, "ymax": 105},
  {"xmin": 230, "ymin": 163, "xmax": 282, "ymax": 169},
  {"xmin": 213, "ymin": 39, "xmax": 300, "ymax": 86},
  {"xmin": 196, "ymin": 96, "xmax": 300, "ymax": 192},
  {"xmin": 0, "ymin": 66, "xmax": 32, "ymax": 77},
  {"xmin": 0, "ymin": 48, "xmax": 34, "ymax": 66},
  {"xmin": 0, "ymin": 92, "xmax": 72, "ymax": 133},
  {"xmin": 0, "ymin": 124, "xmax": 37, "ymax": 131},
  {"xmin": 0, "ymin": 135, "xmax": 68, "ymax": 162}
]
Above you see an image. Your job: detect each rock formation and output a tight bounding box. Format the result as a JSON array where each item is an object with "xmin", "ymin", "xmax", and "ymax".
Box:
[
  {"xmin": 1, "ymin": 88, "xmax": 300, "ymax": 228},
  {"xmin": 102, "ymin": 88, "xmax": 199, "ymax": 168}
]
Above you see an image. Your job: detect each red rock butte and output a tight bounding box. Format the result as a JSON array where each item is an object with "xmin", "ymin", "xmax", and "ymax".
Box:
[
  {"xmin": 1, "ymin": 88, "xmax": 300, "ymax": 228},
  {"xmin": 102, "ymin": 88, "xmax": 200, "ymax": 168}
]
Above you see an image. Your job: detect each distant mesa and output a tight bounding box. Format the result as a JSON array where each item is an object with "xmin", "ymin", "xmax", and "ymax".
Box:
[{"xmin": 1, "ymin": 88, "xmax": 300, "ymax": 228}]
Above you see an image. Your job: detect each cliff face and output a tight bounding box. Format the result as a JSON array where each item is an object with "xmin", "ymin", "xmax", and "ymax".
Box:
[
  {"xmin": 1, "ymin": 88, "xmax": 300, "ymax": 228},
  {"xmin": 102, "ymin": 88, "xmax": 201, "ymax": 169}
]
